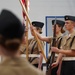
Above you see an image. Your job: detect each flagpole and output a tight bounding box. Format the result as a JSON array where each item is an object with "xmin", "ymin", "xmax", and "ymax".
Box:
[
  {"xmin": 25, "ymin": 0, "xmax": 29, "ymax": 60},
  {"xmin": 19, "ymin": 0, "xmax": 47, "ymax": 62}
]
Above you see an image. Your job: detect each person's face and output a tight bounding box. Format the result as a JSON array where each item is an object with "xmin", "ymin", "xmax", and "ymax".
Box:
[
  {"xmin": 30, "ymin": 26, "xmax": 39, "ymax": 36},
  {"xmin": 52, "ymin": 24, "xmax": 61, "ymax": 34},
  {"xmin": 65, "ymin": 20, "xmax": 74, "ymax": 31}
]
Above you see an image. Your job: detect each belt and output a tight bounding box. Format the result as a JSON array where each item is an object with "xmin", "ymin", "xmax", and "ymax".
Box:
[
  {"xmin": 48, "ymin": 53, "xmax": 59, "ymax": 57},
  {"xmin": 21, "ymin": 54, "xmax": 40, "ymax": 58},
  {"xmin": 62, "ymin": 57, "xmax": 75, "ymax": 61}
]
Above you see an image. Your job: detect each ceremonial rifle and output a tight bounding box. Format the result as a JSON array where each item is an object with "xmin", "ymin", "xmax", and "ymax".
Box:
[
  {"xmin": 46, "ymin": 17, "xmax": 56, "ymax": 75},
  {"xmin": 22, "ymin": 0, "xmax": 29, "ymax": 60}
]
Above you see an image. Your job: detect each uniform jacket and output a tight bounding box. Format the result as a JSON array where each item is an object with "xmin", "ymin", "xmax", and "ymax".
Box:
[
  {"xmin": 21, "ymin": 37, "xmax": 44, "ymax": 65},
  {"xmin": 61, "ymin": 30, "xmax": 75, "ymax": 56},
  {"xmin": 48, "ymin": 32, "xmax": 63, "ymax": 56},
  {"xmin": 0, "ymin": 57, "xmax": 45, "ymax": 75}
]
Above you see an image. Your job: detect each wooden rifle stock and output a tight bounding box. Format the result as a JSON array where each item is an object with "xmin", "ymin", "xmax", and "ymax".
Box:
[{"xmin": 46, "ymin": 19, "xmax": 56, "ymax": 75}]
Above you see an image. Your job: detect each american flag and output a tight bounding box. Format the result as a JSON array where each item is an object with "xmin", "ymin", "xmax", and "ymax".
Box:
[{"xmin": 22, "ymin": 0, "xmax": 30, "ymax": 20}]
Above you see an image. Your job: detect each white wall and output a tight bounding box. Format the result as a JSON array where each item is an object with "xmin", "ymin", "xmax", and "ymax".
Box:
[{"xmin": 29, "ymin": 0, "xmax": 75, "ymax": 36}]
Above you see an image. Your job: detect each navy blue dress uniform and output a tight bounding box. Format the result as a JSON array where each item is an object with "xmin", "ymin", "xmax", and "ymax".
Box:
[
  {"xmin": 59, "ymin": 15, "xmax": 75, "ymax": 75},
  {"xmin": 0, "ymin": 9, "xmax": 45, "ymax": 75},
  {"xmin": 47, "ymin": 20, "xmax": 65, "ymax": 75}
]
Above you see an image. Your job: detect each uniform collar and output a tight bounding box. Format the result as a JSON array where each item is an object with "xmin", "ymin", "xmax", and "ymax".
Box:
[
  {"xmin": 68, "ymin": 30, "xmax": 75, "ymax": 38},
  {"xmin": 56, "ymin": 32, "xmax": 62, "ymax": 39}
]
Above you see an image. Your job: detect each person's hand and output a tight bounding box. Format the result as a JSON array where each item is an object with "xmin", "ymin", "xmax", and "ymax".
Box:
[
  {"xmin": 30, "ymin": 25, "xmax": 35, "ymax": 30},
  {"xmin": 30, "ymin": 25, "xmax": 38, "ymax": 36},
  {"xmin": 25, "ymin": 26, "xmax": 29, "ymax": 32},
  {"xmin": 51, "ymin": 61, "xmax": 58, "ymax": 69},
  {"xmin": 30, "ymin": 24, "xmax": 33, "ymax": 31},
  {"xmin": 30, "ymin": 24, "xmax": 38, "ymax": 31},
  {"xmin": 51, "ymin": 47, "xmax": 60, "ymax": 53}
]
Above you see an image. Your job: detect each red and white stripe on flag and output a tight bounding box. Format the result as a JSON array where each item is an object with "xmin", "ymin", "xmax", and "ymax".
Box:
[
  {"xmin": 28, "ymin": 0, "xmax": 30, "ymax": 11},
  {"xmin": 22, "ymin": 0, "xmax": 30, "ymax": 20}
]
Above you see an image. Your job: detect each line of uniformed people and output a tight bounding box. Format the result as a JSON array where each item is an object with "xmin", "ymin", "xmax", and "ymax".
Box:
[
  {"xmin": 30, "ymin": 19, "xmax": 65, "ymax": 75},
  {"xmin": 19, "ymin": 14, "xmax": 75, "ymax": 75},
  {"xmin": 30, "ymin": 15, "xmax": 75, "ymax": 75}
]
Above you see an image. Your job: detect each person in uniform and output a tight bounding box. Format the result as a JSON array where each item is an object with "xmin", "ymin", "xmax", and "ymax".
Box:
[
  {"xmin": 30, "ymin": 19, "xmax": 65, "ymax": 75},
  {"xmin": 0, "ymin": 9, "xmax": 45, "ymax": 75},
  {"xmin": 22, "ymin": 21, "xmax": 44, "ymax": 70},
  {"xmin": 51, "ymin": 20, "xmax": 65, "ymax": 75},
  {"xmin": 51, "ymin": 15, "xmax": 75, "ymax": 75}
]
